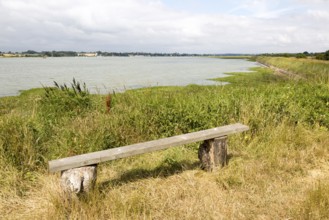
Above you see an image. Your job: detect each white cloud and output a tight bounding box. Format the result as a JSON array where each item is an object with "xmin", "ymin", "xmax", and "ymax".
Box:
[
  {"xmin": 0, "ymin": 0, "xmax": 328, "ymax": 53},
  {"xmin": 307, "ymin": 10, "xmax": 329, "ymax": 20}
]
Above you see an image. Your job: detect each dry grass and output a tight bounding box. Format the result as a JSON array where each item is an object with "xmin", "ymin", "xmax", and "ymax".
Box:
[{"xmin": 2, "ymin": 123, "xmax": 328, "ymax": 219}]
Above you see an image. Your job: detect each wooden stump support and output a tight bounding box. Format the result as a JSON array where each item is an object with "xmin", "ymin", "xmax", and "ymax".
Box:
[
  {"xmin": 198, "ymin": 136, "xmax": 227, "ymax": 171},
  {"xmin": 61, "ymin": 165, "xmax": 97, "ymax": 194}
]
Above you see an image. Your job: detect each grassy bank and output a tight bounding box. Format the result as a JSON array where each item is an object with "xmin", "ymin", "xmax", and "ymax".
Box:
[
  {"xmin": 0, "ymin": 57, "xmax": 328, "ymax": 219},
  {"xmin": 257, "ymin": 56, "xmax": 329, "ymax": 84}
]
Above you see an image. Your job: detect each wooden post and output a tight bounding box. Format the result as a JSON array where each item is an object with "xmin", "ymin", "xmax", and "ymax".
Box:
[
  {"xmin": 61, "ymin": 165, "xmax": 97, "ymax": 194},
  {"xmin": 215, "ymin": 136, "xmax": 228, "ymax": 167},
  {"xmin": 198, "ymin": 136, "xmax": 227, "ymax": 171}
]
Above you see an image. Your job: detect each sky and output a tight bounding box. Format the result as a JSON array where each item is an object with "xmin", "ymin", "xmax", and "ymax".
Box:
[{"xmin": 0, "ymin": 0, "xmax": 328, "ymax": 53}]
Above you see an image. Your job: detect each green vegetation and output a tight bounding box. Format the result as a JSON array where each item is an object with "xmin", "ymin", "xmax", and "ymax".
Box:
[
  {"xmin": 0, "ymin": 57, "xmax": 328, "ymax": 219},
  {"xmin": 315, "ymin": 50, "xmax": 329, "ymax": 61}
]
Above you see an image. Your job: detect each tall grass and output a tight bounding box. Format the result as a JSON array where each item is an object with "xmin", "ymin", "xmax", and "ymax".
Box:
[
  {"xmin": 257, "ymin": 56, "xmax": 329, "ymax": 84},
  {"xmin": 0, "ymin": 57, "xmax": 329, "ymax": 219}
]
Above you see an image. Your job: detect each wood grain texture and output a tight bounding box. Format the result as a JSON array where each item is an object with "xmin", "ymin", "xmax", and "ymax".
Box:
[{"xmin": 49, "ymin": 123, "xmax": 249, "ymax": 172}]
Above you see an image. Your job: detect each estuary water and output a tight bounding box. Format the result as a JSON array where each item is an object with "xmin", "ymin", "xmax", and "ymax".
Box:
[{"xmin": 0, "ymin": 56, "xmax": 257, "ymax": 97}]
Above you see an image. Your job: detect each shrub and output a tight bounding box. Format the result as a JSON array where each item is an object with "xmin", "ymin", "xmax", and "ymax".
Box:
[{"xmin": 296, "ymin": 53, "xmax": 306, "ymax": 59}]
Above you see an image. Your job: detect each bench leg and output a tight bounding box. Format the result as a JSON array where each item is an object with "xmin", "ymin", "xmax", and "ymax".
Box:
[
  {"xmin": 198, "ymin": 136, "xmax": 227, "ymax": 171},
  {"xmin": 61, "ymin": 165, "xmax": 97, "ymax": 194}
]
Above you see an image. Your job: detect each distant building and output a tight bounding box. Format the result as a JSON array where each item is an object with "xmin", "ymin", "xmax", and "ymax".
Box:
[
  {"xmin": 77, "ymin": 52, "xmax": 98, "ymax": 57},
  {"xmin": 1, "ymin": 53, "xmax": 21, "ymax": 57}
]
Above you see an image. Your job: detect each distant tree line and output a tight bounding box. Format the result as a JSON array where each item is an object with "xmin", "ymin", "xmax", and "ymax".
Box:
[
  {"xmin": 30, "ymin": 51, "xmax": 78, "ymax": 57},
  {"xmin": 0, "ymin": 50, "xmax": 254, "ymax": 58},
  {"xmin": 96, "ymin": 51, "xmax": 203, "ymax": 57},
  {"xmin": 315, "ymin": 50, "xmax": 329, "ymax": 60},
  {"xmin": 1, "ymin": 50, "xmax": 212, "ymax": 57},
  {"xmin": 0, "ymin": 50, "xmax": 78, "ymax": 57},
  {"xmin": 261, "ymin": 50, "xmax": 329, "ymax": 60},
  {"xmin": 2, "ymin": 50, "xmax": 328, "ymax": 60}
]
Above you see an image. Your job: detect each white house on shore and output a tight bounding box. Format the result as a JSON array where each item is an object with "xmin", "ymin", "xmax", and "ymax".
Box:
[
  {"xmin": 1, "ymin": 53, "xmax": 23, "ymax": 57},
  {"xmin": 77, "ymin": 52, "xmax": 98, "ymax": 57}
]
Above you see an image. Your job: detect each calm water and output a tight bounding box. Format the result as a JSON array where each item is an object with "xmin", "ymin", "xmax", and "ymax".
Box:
[{"xmin": 0, "ymin": 56, "xmax": 257, "ymax": 97}]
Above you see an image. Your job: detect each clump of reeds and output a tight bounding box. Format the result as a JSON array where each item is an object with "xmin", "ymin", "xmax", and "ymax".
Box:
[{"xmin": 42, "ymin": 78, "xmax": 91, "ymax": 116}]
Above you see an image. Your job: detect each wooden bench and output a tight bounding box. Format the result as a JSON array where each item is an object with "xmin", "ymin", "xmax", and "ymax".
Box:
[{"xmin": 49, "ymin": 123, "xmax": 249, "ymax": 194}]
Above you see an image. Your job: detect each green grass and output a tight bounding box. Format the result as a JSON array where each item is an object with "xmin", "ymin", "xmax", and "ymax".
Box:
[
  {"xmin": 214, "ymin": 67, "xmax": 288, "ymax": 85},
  {"xmin": 0, "ymin": 57, "xmax": 329, "ymax": 219}
]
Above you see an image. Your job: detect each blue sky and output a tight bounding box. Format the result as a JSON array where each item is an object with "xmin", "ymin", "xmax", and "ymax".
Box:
[{"xmin": 0, "ymin": 0, "xmax": 328, "ymax": 53}]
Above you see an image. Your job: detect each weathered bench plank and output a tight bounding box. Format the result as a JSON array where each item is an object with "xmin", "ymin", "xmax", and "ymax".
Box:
[{"xmin": 49, "ymin": 123, "xmax": 248, "ymax": 173}]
